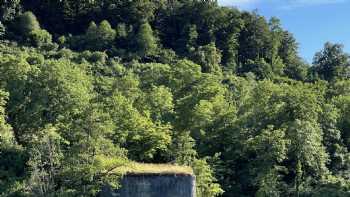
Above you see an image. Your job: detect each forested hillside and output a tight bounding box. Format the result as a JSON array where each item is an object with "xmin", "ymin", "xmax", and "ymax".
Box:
[{"xmin": 0, "ymin": 0, "xmax": 350, "ymax": 196}]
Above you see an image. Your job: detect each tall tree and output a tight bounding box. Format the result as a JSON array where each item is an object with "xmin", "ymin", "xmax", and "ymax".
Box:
[
  {"xmin": 84, "ymin": 20, "xmax": 116, "ymax": 51},
  {"xmin": 313, "ymin": 42, "xmax": 350, "ymax": 81},
  {"xmin": 136, "ymin": 22, "xmax": 157, "ymax": 57},
  {"xmin": 278, "ymin": 31, "xmax": 307, "ymax": 80},
  {"xmin": 16, "ymin": 11, "xmax": 40, "ymax": 36},
  {"xmin": 0, "ymin": 89, "xmax": 26, "ymax": 196},
  {"xmin": 193, "ymin": 42, "xmax": 222, "ymax": 74},
  {"xmin": 238, "ymin": 11, "xmax": 271, "ymax": 64}
]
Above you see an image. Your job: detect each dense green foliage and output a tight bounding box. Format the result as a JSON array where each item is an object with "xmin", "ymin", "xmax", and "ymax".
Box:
[{"xmin": 1, "ymin": 0, "xmax": 350, "ymax": 196}]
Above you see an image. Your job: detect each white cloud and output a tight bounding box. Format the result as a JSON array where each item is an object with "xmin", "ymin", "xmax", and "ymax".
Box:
[
  {"xmin": 218, "ymin": 0, "xmax": 258, "ymax": 9},
  {"xmin": 219, "ymin": 0, "xmax": 256, "ymax": 5}
]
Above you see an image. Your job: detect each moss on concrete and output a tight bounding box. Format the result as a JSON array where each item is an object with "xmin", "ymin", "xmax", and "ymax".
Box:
[{"xmin": 115, "ymin": 162, "xmax": 194, "ymax": 176}]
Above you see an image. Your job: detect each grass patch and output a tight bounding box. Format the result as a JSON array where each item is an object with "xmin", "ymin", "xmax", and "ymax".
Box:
[{"xmin": 115, "ymin": 162, "xmax": 193, "ymax": 175}]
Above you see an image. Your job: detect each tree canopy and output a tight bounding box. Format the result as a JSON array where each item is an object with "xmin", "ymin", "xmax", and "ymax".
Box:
[{"xmin": 0, "ymin": 1, "xmax": 350, "ymax": 197}]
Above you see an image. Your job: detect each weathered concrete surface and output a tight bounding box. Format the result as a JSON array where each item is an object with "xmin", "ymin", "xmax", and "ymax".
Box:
[{"xmin": 99, "ymin": 174, "xmax": 196, "ymax": 197}]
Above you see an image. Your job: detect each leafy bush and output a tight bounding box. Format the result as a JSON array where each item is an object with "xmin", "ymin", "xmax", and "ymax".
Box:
[
  {"xmin": 0, "ymin": 21, "xmax": 5, "ymax": 38},
  {"xmin": 84, "ymin": 20, "xmax": 116, "ymax": 51},
  {"xmin": 28, "ymin": 29, "xmax": 52, "ymax": 47},
  {"xmin": 17, "ymin": 11, "xmax": 40, "ymax": 36},
  {"xmin": 57, "ymin": 35, "xmax": 66, "ymax": 46}
]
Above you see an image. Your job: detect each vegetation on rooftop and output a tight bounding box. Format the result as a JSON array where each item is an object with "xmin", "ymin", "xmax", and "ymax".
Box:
[{"xmin": 117, "ymin": 162, "xmax": 194, "ymax": 175}]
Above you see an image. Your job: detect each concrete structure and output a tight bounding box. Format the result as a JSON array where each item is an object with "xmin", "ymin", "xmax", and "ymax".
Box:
[{"xmin": 99, "ymin": 173, "xmax": 196, "ymax": 197}]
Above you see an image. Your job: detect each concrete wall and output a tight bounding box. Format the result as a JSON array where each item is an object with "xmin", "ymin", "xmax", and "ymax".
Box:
[{"xmin": 99, "ymin": 174, "xmax": 196, "ymax": 197}]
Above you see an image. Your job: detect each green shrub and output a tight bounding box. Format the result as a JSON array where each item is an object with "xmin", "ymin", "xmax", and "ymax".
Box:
[
  {"xmin": 40, "ymin": 42, "xmax": 58, "ymax": 51},
  {"xmin": 0, "ymin": 22, "xmax": 5, "ymax": 38},
  {"xmin": 28, "ymin": 29, "xmax": 52, "ymax": 47},
  {"xmin": 89, "ymin": 51, "xmax": 108, "ymax": 63},
  {"xmin": 58, "ymin": 35, "xmax": 66, "ymax": 46},
  {"xmin": 17, "ymin": 11, "xmax": 40, "ymax": 36},
  {"xmin": 84, "ymin": 20, "xmax": 116, "ymax": 51}
]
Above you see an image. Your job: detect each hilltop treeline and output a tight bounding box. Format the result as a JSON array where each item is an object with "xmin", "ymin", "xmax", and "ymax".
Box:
[{"xmin": 0, "ymin": 0, "xmax": 350, "ymax": 196}]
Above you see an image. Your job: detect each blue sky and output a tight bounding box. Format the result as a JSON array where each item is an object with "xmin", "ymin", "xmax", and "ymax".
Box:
[{"xmin": 217, "ymin": 0, "xmax": 350, "ymax": 63}]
